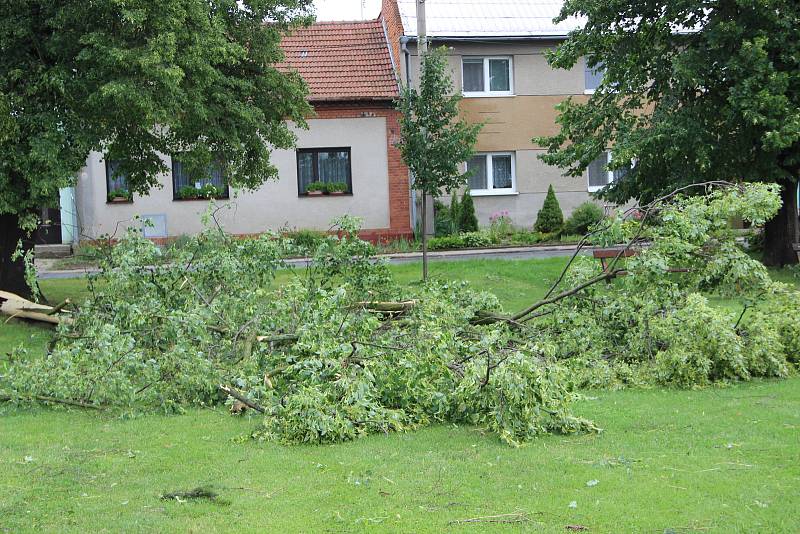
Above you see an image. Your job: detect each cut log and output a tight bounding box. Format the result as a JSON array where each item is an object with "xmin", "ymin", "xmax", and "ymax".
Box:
[{"xmin": 0, "ymin": 291, "xmax": 72, "ymax": 326}]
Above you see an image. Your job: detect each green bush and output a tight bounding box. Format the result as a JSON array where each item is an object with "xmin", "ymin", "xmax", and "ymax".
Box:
[
  {"xmin": 458, "ymin": 191, "xmax": 479, "ymax": 233},
  {"xmin": 509, "ymin": 231, "xmax": 544, "ymax": 245},
  {"xmin": 286, "ymin": 229, "xmax": 326, "ymax": 251},
  {"xmin": 428, "ymin": 231, "xmax": 492, "ymax": 251},
  {"xmin": 534, "ymin": 185, "xmax": 564, "ymax": 233},
  {"xmin": 564, "ymin": 202, "xmax": 604, "ymax": 236}
]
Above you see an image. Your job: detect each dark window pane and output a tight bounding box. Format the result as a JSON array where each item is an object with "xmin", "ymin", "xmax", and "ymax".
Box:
[
  {"xmin": 173, "ymin": 160, "xmax": 192, "ymax": 189},
  {"xmin": 463, "ymin": 59, "xmax": 484, "ymax": 92},
  {"xmin": 297, "ymin": 152, "xmax": 315, "ymax": 193},
  {"xmin": 318, "ymin": 151, "xmax": 350, "ymax": 184},
  {"xmin": 467, "ymin": 156, "xmax": 487, "ymax": 190},
  {"xmin": 492, "ymin": 155, "xmax": 513, "ymax": 189},
  {"xmin": 106, "ymin": 160, "xmax": 128, "ymax": 191},
  {"xmin": 588, "ymin": 153, "xmax": 609, "ymax": 188},
  {"xmin": 489, "ymin": 59, "xmax": 510, "ymax": 92}
]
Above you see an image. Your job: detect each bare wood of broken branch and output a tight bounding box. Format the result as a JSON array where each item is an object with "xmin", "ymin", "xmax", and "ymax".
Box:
[{"xmin": 218, "ymin": 385, "xmax": 266, "ymax": 413}]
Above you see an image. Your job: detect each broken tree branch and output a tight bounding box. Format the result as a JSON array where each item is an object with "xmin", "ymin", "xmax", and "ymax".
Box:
[
  {"xmin": 218, "ymin": 385, "xmax": 266, "ymax": 413},
  {"xmin": 0, "ymin": 394, "xmax": 100, "ymax": 410}
]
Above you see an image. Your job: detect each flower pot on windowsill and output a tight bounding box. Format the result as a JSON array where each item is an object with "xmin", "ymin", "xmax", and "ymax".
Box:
[
  {"xmin": 328, "ymin": 191, "xmax": 346, "ymax": 196},
  {"xmin": 306, "ymin": 190, "xmax": 324, "ymax": 197},
  {"xmin": 109, "ymin": 197, "xmax": 131, "ymax": 203}
]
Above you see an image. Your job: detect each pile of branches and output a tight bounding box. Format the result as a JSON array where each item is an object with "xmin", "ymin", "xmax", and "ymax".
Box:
[
  {"xmin": 1, "ymin": 216, "xmax": 596, "ymax": 446},
  {"xmin": 482, "ymin": 181, "xmax": 798, "ymax": 389},
  {"xmin": 2, "ymin": 183, "xmax": 797, "ymax": 446}
]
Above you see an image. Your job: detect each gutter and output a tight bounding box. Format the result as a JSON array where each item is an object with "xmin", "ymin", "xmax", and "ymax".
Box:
[{"xmin": 402, "ymin": 34, "xmax": 570, "ymax": 44}]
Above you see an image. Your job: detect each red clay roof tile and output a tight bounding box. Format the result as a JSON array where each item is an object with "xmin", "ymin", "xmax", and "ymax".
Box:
[{"xmin": 278, "ymin": 20, "xmax": 399, "ymax": 103}]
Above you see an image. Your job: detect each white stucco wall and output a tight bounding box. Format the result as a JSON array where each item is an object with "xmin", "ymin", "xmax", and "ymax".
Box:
[{"xmin": 75, "ymin": 117, "xmax": 391, "ymax": 240}]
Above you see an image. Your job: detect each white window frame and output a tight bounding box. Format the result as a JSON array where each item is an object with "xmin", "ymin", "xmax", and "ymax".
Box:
[
  {"xmin": 468, "ymin": 152, "xmax": 518, "ymax": 196},
  {"xmin": 587, "ymin": 151, "xmax": 617, "ymax": 193},
  {"xmin": 462, "ymin": 56, "xmax": 514, "ymax": 97}
]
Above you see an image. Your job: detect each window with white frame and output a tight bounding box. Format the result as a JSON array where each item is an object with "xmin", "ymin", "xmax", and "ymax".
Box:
[
  {"xmin": 588, "ymin": 151, "xmax": 628, "ymax": 192},
  {"xmin": 462, "ymin": 57, "xmax": 513, "ymax": 96},
  {"xmin": 584, "ymin": 60, "xmax": 605, "ymax": 93},
  {"xmin": 467, "ymin": 152, "xmax": 516, "ymax": 195}
]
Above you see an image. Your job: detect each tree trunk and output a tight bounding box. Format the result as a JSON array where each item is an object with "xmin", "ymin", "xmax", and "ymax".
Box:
[
  {"xmin": 421, "ymin": 193, "xmax": 429, "ymax": 280},
  {"xmin": 763, "ymin": 180, "xmax": 799, "ymax": 267},
  {"xmin": 0, "ymin": 212, "xmax": 35, "ymax": 300}
]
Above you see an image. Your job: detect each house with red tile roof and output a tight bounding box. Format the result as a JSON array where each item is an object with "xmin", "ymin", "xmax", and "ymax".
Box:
[{"xmin": 65, "ymin": 18, "xmax": 412, "ymax": 244}]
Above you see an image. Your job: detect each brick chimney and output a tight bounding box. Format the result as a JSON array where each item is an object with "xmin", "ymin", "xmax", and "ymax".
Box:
[{"xmin": 380, "ymin": 0, "xmax": 404, "ymax": 78}]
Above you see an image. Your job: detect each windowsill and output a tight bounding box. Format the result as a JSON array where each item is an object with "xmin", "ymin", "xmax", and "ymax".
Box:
[
  {"xmin": 173, "ymin": 197, "xmax": 230, "ymax": 202},
  {"xmin": 106, "ymin": 199, "xmax": 133, "ymax": 205},
  {"xmin": 463, "ymin": 92, "xmax": 515, "ymax": 99},
  {"xmin": 470, "ymin": 190, "xmax": 519, "ymax": 197},
  {"xmin": 587, "ymin": 186, "xmax": 607, "ymax": 193},
  {"xmin": 300, "ymin": 192, "xmax": 354, "ymax": 197},
  {"xmin": 584, "ymin": 89, "xmax": 596, "ymax": 95}
]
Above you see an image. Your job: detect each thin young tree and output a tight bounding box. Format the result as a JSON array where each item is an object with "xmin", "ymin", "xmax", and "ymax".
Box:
[
  {"xmin": 0, "ymin": 0, "xmax": 314, "ymax": 298},
  {"xmin": 534, "ymin": 0, "xmax": 800, "ymax": 265},
  {"xmin": 397, "ymin": 47, "xmax": 482, "ymax": 280}
]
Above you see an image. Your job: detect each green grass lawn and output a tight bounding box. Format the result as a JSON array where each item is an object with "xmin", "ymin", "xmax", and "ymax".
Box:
[{"xmin": 2, "ymin": 258, "xmax": 799, "ymax": 532}]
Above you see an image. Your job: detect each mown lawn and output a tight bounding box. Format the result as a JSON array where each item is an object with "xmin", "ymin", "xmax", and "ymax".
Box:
[{"xmin": 1, "ymin": 258, "xmax": 799, "ymax": 533}]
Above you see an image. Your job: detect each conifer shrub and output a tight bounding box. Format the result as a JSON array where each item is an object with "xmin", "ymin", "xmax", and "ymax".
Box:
[
  {"xmin": 457, "ymin": 190, "xmax": 479, "ymax": 233},
  {"xmin": 534, "ymin": 185, "xmax": 564, "ymax": 233}
]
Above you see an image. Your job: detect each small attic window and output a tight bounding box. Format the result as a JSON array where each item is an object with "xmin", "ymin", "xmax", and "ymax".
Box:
[{"xmin": 300, "ymin": 50, "xmax": 308, "ymax": 58}]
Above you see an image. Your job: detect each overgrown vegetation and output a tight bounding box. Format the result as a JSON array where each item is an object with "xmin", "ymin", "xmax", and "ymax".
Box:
[{"xmin": 3, "ymin": 183, "xmax": 798, "ymax": 447}]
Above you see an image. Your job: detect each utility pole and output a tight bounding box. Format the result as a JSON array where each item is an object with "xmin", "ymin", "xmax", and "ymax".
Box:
[
  {"xmin": 416, "ymin": 0, "xmax": 427, "ymax": 55},
  {"xmin": 416, "ymin": 0, "xmax": 430, "ymax": 279}
]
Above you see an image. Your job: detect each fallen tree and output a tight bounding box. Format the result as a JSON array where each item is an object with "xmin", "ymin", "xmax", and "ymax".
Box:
[{"xmin": 1, "ymin": 184, "xmax": 797, "ymax": 445}]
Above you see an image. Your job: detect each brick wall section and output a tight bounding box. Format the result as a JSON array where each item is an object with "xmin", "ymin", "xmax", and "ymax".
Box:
[
  {"xmin": 381, "ymin": 0, "xmax": 404, "ymax": 83},
  {"xmin": 313, "ymin": 102, "xmax": 412, "ymax": 243}
]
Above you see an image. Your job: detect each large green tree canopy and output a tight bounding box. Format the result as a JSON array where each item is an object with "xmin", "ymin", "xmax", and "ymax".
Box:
[
  {"xmin": 535, "ymin": 0, "xmax": 800, "ymax": 265},
  {"xmin": 0, "ymin": 0, "xmax": 313, "ymax": 295}
]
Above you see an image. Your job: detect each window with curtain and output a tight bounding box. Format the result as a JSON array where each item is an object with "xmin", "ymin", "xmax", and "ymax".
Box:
[
  {"xmin": 467, "ymin": 153, "xmax": 516, "ymax": 195},
  {"xmin": 588, "ymin": 151, "xmax": 629, "ymax": 192},
  {"xmin": 462, "ymin": 57, "xmax": 513, "ymax": 96},
  {"xmin": 172, "ymin": 159, "xmax": 228, "ymax": 199},
  {"xmin": 462, "ymin": 59, "xmax": 484, "ymax": 93},
  {"xmin": 105, "ymin": 160, "xmax": 132, "ymax": 202},
  {"xmin": 297, "ymin": 148, "xmax": 352, "ymax": 194}
]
